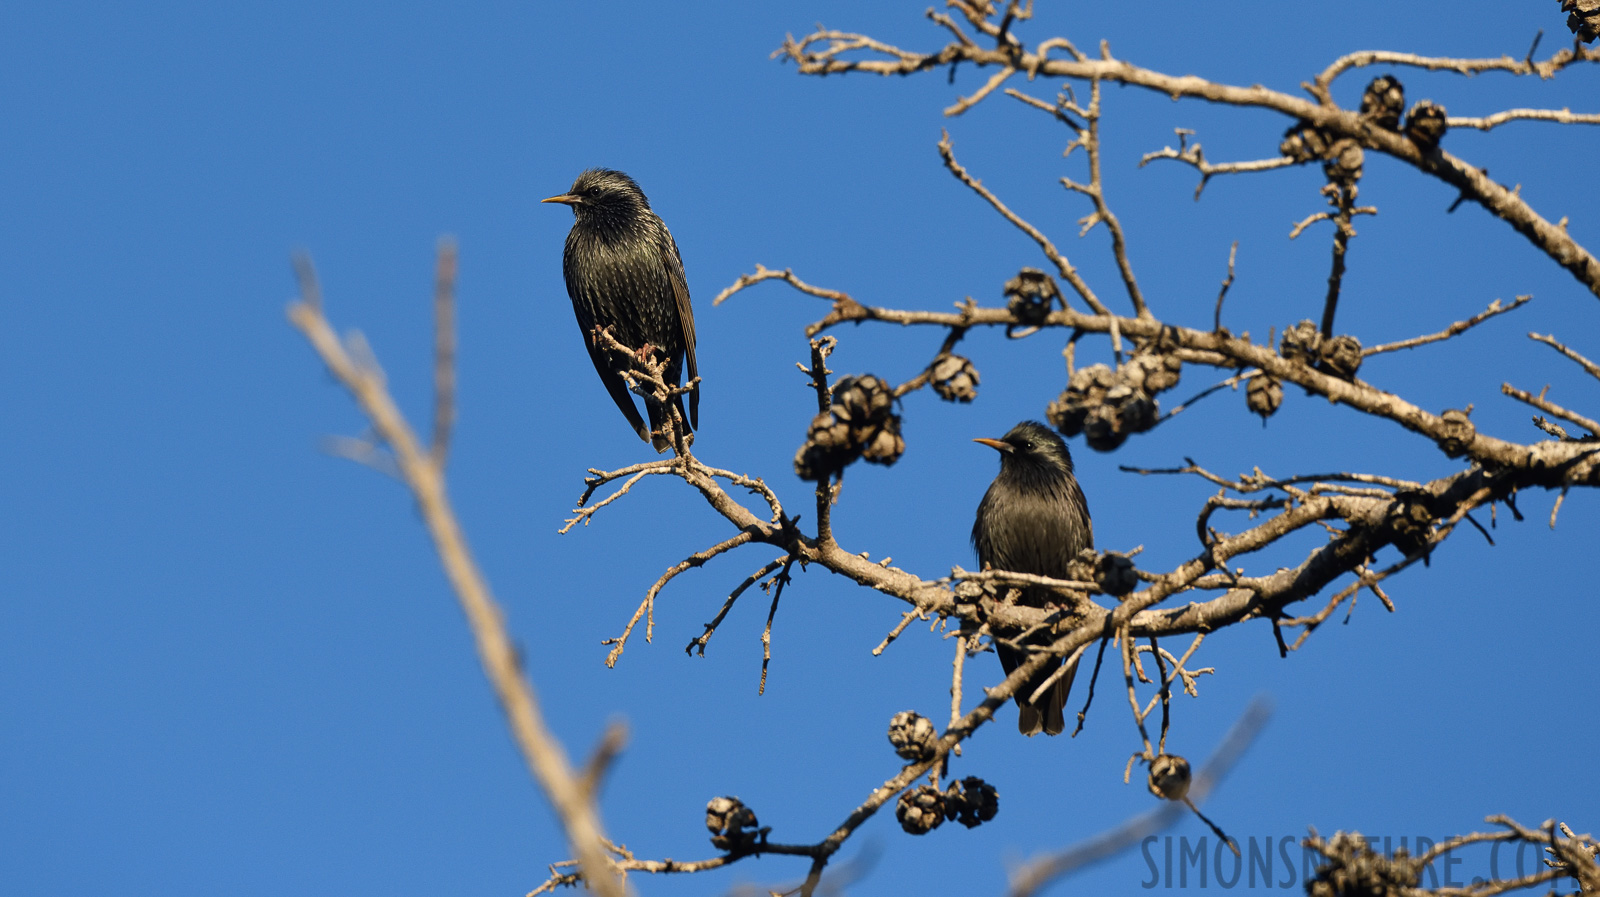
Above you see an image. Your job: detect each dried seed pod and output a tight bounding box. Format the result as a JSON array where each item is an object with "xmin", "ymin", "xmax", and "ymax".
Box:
[
  {"xmin": 1066, "ymin": 548, "xmax": 1135, "ymax": 595},
  {"xmin": 1049, "ymin": 360, "xmax": 1161, "ymax": 451},
  {"xmin": 1403, "ymin": 100, "xmax": 1448, "ymax": 152},
  {"xmin": 930, "ymin": 354, "xmax": 980, "ymax": 402},
  {"xmin": 1306, "ymin": 830, "xmax": 1423, "ymax": 897},
  {"xmin": 1322, "ymin": 138, "xmax": 1364, "ymax": 185},
  {"xmin": 793, "ymin": 410, "xmax": 853, "ymax": 481},
  {"xmin": 1147, "ymin": 754, "xmax": 1192, "ymax": 802},
  {"xmin": 1003, "ymin": 267, "xmax": 1062, "ymax": 325},
  {"xmin": 944, "ymin": 776, "xmax": 1000, "ymax": 829},
  {"xmin": 861, "ymin": 414, "xmax": 905, "ymax": 467},
  {"xmin": 1094, "ymin": 551, "xmax": 1138, "ymax": 597},
  {"xmin": 1564, "ymin": 0, "xmax": 1600, "ymax": 43},
  {"xmin": 1246, "ymin": 374, "xmax": 1284, "ymax": 420},
  {"xmin": 705, "ymin": 796, "xmax": 761, "ymax": 851},
  {"xmin": 1127, "ymin": 351, "xmax": 1182, "ymax": 395},
  {"xmin": 1436, "ymin": 408, "xmax": 1475, "ymax": 457},
  {"xmin": 895, "ymin": 785, "xmax": 946, "ymax": 835},
  {"xmin": 793, "ymin": 375, "xmax": 904, "ymax": 478},
  {"xmin": 1280, "ymin": 320, "xmax": 1323, "ymax": 365},
  {"xmin": 1081, "ymin": 402, "xmax": 1128, "ymax": 452},
  {"xmin": 1320, "ymin": 334, "xmax": 1363, "ymax": 380},
  {"xmin": 1359, "ymin": 75, "xmax": 1405, "ymax": 130},
  {"xmin": 1047, "ymin": 363, "xmax": 1116, "ymax": 437},
  {"xmin": 1279, "ymin": 120, "xmax": 1332, "ymax": 163},
  {"xmin": 831, "ymin": 375, "xmax": 894, "ymax": 429},
  {"xmin": 887, "ymin": 711, "xmax": 938, "ymax": 762},
  {"xmin": 1387, "ymin": 495, "xmax": 1437, "ymax": 558}
]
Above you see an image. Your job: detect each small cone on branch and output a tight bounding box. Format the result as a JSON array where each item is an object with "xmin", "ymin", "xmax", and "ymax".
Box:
[
  {"xmin": 944, "ymin": 776, "xmax": 1000, "ymax": 828},
  {"xmin": 1279, "ymin": 320, "xmax": 1323, "ymax": 365},
  {"xmin": 705, "ymin": 796, "xmax": 761, "ymax": 851},
  {"xmin": 1359, "ymin": 75, "xmax": 1405, "ymax": 130},
  {"xmin": 1247, "ymin": 374, "xmax": 1284, "ymax": 420},
  {"xmin": 1003, "ymin": 267, "xmax": 1061, "ymax": 325},
  {"xmin": 930, "ymin": 354, "xmax": 980, "ymax": 403},
  {"xmin": 895, "ymin": 785, "xmax": 946, "ymax": 835},
  {"xmin": 1436, "ymin": 408, "xmax": 1476, "ymax": 457},
  {"xmin": 1320, "ymin": 334, "xmax": 1363, "ymax": 380},
  {"xmin": 1403, "ymin": 100, "xmax": 1448, "ymax": 152},
  {"xmin": 1280, "ymin": 120, "xmax": 1332, "ymax": 163},
  {"xmin": 886, "ymin": 711, "xmax": 938, "ymax": 762}
]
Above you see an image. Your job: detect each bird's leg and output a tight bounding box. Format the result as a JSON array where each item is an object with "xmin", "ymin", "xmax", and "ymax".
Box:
[{"xmin": 634, "ymin": 342, "xmax": 657, "ymax": 362}]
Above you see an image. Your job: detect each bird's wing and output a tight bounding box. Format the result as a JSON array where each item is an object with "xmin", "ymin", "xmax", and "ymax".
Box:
[
  {"xmin": 573, "ymin": 290, "xmax": 651, "ymax": 443},
  {"xmin": 662, "ymin": 227, "xmax": 699, "ymax": 429}
]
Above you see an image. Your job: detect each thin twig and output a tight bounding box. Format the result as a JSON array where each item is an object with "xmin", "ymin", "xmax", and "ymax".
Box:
[
  {"xmin": 1139, "ymin": 130, "xmax": 1296, "ymax": 200},
  {"xmin": 1120, "ymin": 625, "xmax": 1154, "ymax": 758},
  {"xmin": 603, "ymin": 530, "xmax": 758, "ymax": 667},
  {"xmin": 938, "ymin": 129, "xmax": 1111, "ymax": 315},
  {"xmin": 759, "ymin": 560, "xmax": 795, "ymax": 695},
  {"xmin": 687, "ymin": 556, "xmax": 790, "ymax": 657},
  {"xmin": 945, "ymin": 65, "xmax": 1016, "ymax": 116},
  {"xmin": 1502, "ymin": 383, "xmax": 1600, "ymax": 437},
  {"xmin": 1448, "ymin": 107, "xmax": 1600, "ymax": 131},
  {"xmin": 1213, "ymin": 240, "xmax": 1238, "ymax": 332},
  {"xmin": 1364, "ymin": 296, "xmax": 1532, "ymax": 356},
  {"xmin": 1530, "ymin": 331, "xmax": 1600, "ymax": 383}
]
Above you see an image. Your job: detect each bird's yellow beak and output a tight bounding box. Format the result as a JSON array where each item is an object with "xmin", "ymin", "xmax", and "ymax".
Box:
[
  {"xmin": 541, "ymin": 193, "xmax": 580, "ymax": 205},
  {"xmin": 973, "ymin": 437, "xmax": 1012, "ymax": 452}
]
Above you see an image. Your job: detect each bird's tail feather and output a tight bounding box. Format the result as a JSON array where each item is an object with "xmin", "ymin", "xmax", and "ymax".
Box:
[{"xmin": 1014, "ymin": 656, "xmax": 1076, "ymax": 737}]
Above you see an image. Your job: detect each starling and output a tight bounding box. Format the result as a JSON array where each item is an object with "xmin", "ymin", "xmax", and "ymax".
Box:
[
  {"xmin": 544, "ymin": 169, "xmax": 699, "ymax": 451},
  {"xmin": 972, "ymin": 420, "xmax": 1094, "ymax": 736}
]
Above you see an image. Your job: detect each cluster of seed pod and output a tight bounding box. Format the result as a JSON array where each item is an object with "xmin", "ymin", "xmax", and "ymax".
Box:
[
  {"xmin": 885, "ymin": 712, "xmax": 1000, "ymax": 834},
  {"xmin": 893, "ymin": 778, "xmax": 1001, "ymax": 835},
  {"xmin": 1047, "ymin": 351, "xmax": 1182, "ymax": 451},
  {"xmin": 1384, "ymin": 491, "xmax": 1440, "ymax": 558},
  {"xmin": 1305, "ymin": 831, "xmax": 1423, "ymax": 897},
  {"xmin": 793, "ymin": 374, "xmax": 905, "ymax": 479},
  {"xmin": 1284, "ymin": 76, "xmax": 1445, "ymax": 167},
  {"xmin": 1279, "ymin": 321, "xmax": 1364, "ymax": 380},
  {"xmin": 1247, "ymin": 322, "xmax": 1366, "ymax": 420}
]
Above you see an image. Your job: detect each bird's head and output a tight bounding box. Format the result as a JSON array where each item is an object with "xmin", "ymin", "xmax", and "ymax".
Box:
[
  {"xmin": 542, "ymin": 168, "xmax": 651, "ymax": 232},
  {"xmin": 974, "ymin": 420, "xmax": 1076, "ymax": 478}
]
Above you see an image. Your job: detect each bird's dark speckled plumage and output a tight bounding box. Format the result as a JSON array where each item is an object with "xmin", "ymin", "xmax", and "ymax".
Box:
[
  {"xmin": 972, "ymin": 420, "xmax": 1093, "ymax": 736},
  {"xmin": 544, "ymin": 169, "xmax": 698, "ymax": 451}
]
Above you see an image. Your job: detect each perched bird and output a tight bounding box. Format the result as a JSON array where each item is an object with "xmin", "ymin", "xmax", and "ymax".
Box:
[
  {"xmin": 543, "ymin": 169, "xmax": 699, "ymax": 452},
  {"xmin": 972, "ymin": 420, "xmax": 1094, "ymax": 736}
]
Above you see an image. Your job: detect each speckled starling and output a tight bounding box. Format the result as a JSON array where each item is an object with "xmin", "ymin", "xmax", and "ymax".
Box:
[
  {"xmin": 972, "ymin": 421, "xmax": 1093, "ymax": 736},
  {"xmin": 544, "ymin": 169, "xmax": 699, "ymax": 451}
]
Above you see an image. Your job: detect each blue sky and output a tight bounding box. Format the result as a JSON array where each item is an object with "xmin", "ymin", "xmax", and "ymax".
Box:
[{"xmin": 2, "ymin": 2, "xmax": 1596, "ymax": 895}]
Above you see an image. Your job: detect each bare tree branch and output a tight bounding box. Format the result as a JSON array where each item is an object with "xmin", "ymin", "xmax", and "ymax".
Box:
[{"xmin": 287, "ymin": 260, "xmax": 625, "ymax": 897}]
